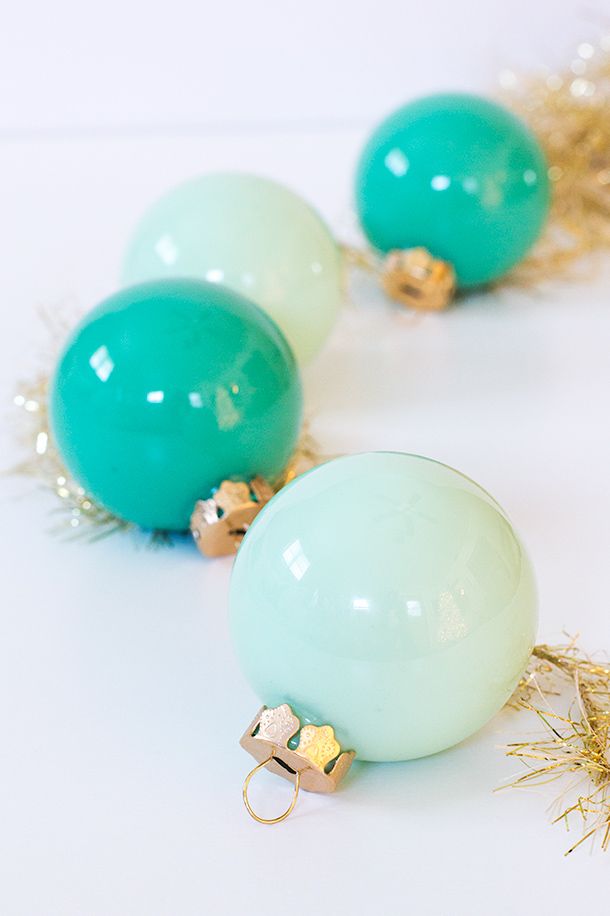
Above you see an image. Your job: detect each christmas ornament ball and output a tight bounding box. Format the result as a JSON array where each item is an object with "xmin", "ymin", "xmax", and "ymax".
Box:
[
  {"xmin": 355, "ymin": 93, "xmax": 550, "ymax": 287},
  {"xmin": 230, "ymin": 452, "xmax": 537, "ymax": 762},
  {"xmin": 122, "ymin": 173, "xmax": 343, "ymax": 364},
  {"xmin": 49, "ymin": 279, "xmax": 302, "ymax": 531}
]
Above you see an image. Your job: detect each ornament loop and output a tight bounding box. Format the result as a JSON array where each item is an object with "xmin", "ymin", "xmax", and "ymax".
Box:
[{"xmin": 242, "ymin": 753, "xmax": 302, "ymax": 825}]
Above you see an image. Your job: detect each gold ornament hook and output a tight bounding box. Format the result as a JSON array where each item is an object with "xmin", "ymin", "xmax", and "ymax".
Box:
[{"xmin": 242, "ymin": 753, "xmax": 302, "ymax": 825}]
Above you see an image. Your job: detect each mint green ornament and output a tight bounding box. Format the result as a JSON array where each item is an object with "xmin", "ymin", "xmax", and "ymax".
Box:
[
  {"xmin": 122, "ymin": 173, "xmax": 343, "ymax": 364},
  {"xmin": 49, "ymin": 279, "xmax": 302, "ymax": 531},
  {"xmin": 355, "ymin": 93, "xmax": 550, "ymax": 288},
  {"xmin": 230, "ymin": 452, "xmax": 537, "ymax": 762}
]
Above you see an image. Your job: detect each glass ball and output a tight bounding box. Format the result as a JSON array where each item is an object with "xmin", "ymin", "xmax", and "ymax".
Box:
[
  {"xmin": 49, "ymin": 279, "xmax": 302, "ymax": 531},
  {"xmin": 122, "ymin": 173, "xmax": 343, "ymax": 364},
  {"xmin": 355, "ymin": 94, "xmax": 550, "ymax": 288},
  {"xmin": 231, "ymin": 452, "xmax": 537, "ymax": 762}
]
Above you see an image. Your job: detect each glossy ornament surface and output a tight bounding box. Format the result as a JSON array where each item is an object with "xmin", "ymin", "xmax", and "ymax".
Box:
[
  {"xmin": 122, "ymin": 173, "xmax": 343, "ymax": 364},
  {"xmin": 355, "ymin": 93, "xmax": 550, "ymax": 287},
  {"xmin": 49, "ymin": 279, "xmax": 302, "ymax": 531},
  {"xmin": 231, "ymin": 452, "xmax": 537, "ymax": 762}
]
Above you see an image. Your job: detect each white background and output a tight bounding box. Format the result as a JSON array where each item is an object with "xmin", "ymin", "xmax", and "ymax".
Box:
[{"xmin": 2, "ymin": 2, "xmax": 610, "ymax": 914}]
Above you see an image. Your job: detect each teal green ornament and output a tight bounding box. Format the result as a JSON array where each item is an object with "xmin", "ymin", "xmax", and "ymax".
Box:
[
  {"xmin": 231, "ymin": 452, "xmax": 537, "ymax": 762},
  {"xmin": 122, "ymin": 173, "xmax": 343, "ymax": 364},
  {"xmin": 355, "ymin": 93, "xmax": 550, "ymax": 288},
  {"xmin": 49, "ymin": 279, "xmax": 302, "ymax": 531}
]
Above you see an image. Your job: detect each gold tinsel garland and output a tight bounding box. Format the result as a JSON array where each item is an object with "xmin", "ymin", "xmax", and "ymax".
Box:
[
  {"xmin": 13, "ymin": 372, "xmax": 134, "ymax": 540},
  {"xmin": 502, "ymin": 36, "xmax": 610, "ymax": 284},
  {"xmin": 502, "ymin": 639, "xmax": 610, "ymax": 854}
]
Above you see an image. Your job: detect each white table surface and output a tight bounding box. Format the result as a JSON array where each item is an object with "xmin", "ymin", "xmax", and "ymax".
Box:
[{"xmin": 2, "ymin": 4, "xmax": 610, "ymax": 913}]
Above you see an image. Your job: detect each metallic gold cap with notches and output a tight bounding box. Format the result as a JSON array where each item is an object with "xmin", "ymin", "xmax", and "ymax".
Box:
[
  {"xmin": 190, "ymin": 477, "xmax": 274, "ymax": 557},
  {"xmin": 240, "ymin": 704, "xmax": 355, "ymax": 824}
]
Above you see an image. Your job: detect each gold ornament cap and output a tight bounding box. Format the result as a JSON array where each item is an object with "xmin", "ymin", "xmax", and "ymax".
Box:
[
  {"xmin": 240, "ymin": 704, "xmax": 355, "ymax": 824},
  {"xmin": 381, "ymin": 247, "xmax": 456, "ymax": 311},
  {"xmin": 190, "ymin": 477, "xmax": 274, "ymax": 557}
]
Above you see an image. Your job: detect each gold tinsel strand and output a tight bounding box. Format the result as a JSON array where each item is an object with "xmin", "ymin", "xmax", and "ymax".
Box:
[
  {"xmin": 13, "ymin": 372, "xmax": 133, "ymax": 540},
  {"xmin": 493, "ymin": 37, "xmax": 610, "ymax": 283},
  {"xmin": 9, "ymin": 305, "xmax": 128, "ymax": 538},
  {"xmin": 502, "ymin": 638, "xmax": 610, "ymax": 855}
]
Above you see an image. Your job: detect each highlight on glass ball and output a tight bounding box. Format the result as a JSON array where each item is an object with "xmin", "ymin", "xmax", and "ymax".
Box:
[
  {"xmin": 49, "ymin": 278, "xmax": 303, "ymax": 532},
  {"xmin": 231, "ymin": 451, "xmax": 537, "ymax": 787},
  {"xmin": 122, "ymin": 172, "xmax": 343, "ymax": 364},
  {"xmin": 355, "ymin": 93, "xmax": 551, "ymax": 288}
]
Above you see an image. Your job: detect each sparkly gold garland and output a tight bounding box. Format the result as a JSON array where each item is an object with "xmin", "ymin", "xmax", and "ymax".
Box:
[
  {"xmin": 502, "ymin": 638, "xmax": 610, "ymax": 854},
  {"xmin": 502, "ymin": 37, "xmax": 610, "ymax": 285},
  {"xmin": 13, "ymin": 371, "xmax": 134, "ymax": 539}
]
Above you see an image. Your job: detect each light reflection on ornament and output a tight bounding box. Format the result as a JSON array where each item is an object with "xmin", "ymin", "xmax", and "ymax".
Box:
[{"xmin": 430, "ymin": 174, "xmax": 451, "ymax": 191}]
